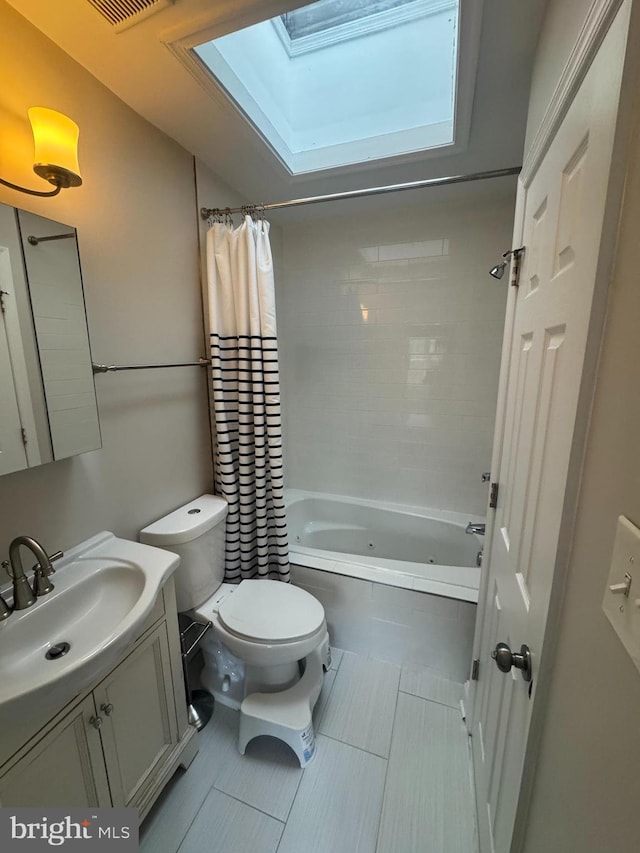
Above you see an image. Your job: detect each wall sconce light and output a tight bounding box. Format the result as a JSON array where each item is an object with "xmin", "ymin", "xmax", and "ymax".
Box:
[{"xmin": 0, "ymin": 107, "xmax": 82, "ymax": 197}]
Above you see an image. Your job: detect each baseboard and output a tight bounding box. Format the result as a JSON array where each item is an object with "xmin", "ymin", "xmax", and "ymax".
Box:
[{"xmin": 136, "ymin": 725, "xmax": 199, "ymax": 822}]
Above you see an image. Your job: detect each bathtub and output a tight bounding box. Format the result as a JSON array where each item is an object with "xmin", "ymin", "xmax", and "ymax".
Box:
[{"xmin": 285, "ymin": 489, "xmax": 482, "ymax": 603}]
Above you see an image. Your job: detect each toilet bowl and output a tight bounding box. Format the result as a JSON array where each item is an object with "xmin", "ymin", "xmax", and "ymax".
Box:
[{"xmin": 140, "ymin": 494, "xmax": 330, "ymax": 766}]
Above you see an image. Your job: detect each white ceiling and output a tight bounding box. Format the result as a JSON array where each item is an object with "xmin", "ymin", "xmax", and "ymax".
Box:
[{"xmin": 7, "ymin": 0, "xmax": 547, "ymax": 209}]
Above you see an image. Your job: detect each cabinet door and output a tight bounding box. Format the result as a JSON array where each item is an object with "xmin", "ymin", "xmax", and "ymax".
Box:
[
  {"xmin": 0, "ymin": 695, "xmax": 111, "ymax": 807},
  {"xmin": 94, "ymin": 624, "xmax": 179, "ymax": 807}
]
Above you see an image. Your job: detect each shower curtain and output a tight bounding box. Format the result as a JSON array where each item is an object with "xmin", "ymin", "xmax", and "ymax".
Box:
[{"xmin": 206, "ymin": 215, "xmax": 290, "ymax": 583}]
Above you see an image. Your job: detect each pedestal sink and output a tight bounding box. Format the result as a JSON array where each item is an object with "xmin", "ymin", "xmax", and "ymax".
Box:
[{"xmin": 0, "ymin": 532, "xmax": 179, "ymax": 721}]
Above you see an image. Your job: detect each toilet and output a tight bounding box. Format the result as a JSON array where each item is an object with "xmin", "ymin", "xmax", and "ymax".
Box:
[{"xmin": 140, "ymin": 494, "xmax": 330, "ymax": 766}]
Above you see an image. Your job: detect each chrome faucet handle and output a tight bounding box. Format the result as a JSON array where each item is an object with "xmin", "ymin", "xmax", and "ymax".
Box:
[
  {"xmin": 32, "ymin": 550, "xmax": 64, "ymax": 577},
  {"xmin": 48, "ymin": 550, "xmax": 64, "ymax": 571},
  {"xmin": 33, "ymin": 565, "xmax": 54, "ymax": 597},
  {"xmin": 2, "ymin": 557, "xmax": 36, "ymax": 610},
  {"xmin": 7, "ymin": 538, "xmax": 59, "ymax": 610},
  {"xmin": 31, "ymin": 550, "xmax": 62, "ymax": 597}
]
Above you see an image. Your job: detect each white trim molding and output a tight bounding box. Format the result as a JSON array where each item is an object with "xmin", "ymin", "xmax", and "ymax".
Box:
[
  {"xmin": 272, "ymin": 0, "xmax": 455, "ymax": 58},
  {"xmin": 164, "ymin": 0, "xmax": 481, "ymax": 179},
  {"xmin": 521, "ymin": 0, "xmax": 624, "ymax": 187}
]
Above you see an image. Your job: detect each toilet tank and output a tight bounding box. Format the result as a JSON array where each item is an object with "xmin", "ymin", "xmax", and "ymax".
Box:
[{"xmin": 140, "ymin": 495, "xmax": 228, "ymax": 612}]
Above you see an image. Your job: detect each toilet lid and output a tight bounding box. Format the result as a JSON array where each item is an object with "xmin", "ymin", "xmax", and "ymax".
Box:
[{"xmin": 218, "ymin": 579, "xmax": 325, "ymax": 643}]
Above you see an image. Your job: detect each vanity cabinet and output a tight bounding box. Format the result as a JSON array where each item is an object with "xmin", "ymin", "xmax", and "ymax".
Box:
[
  {"xmin": 0, "ymin": 577, "xmax": 197, "ymax": 817},
  {"xmin": 0, "ymin": 695, "xmax": 111, "ymax": 808},
  {"xmin": 93, "ymin": 624, "xmax": 177, "ymax": 807}
]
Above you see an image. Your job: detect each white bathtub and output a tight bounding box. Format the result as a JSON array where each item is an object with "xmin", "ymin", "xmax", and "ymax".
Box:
[{"xmin": 285, "ymin": 490, "xmax": 482, "ymax": 603}]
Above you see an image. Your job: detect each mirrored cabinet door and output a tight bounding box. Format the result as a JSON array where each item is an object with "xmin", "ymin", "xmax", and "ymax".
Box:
[{"xmin": 0, "ymin": 203, "xmax": 101, "ymax": 476}]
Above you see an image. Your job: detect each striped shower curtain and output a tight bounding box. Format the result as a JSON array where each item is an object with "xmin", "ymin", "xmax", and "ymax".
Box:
[{"xmin": 206, "ymin": 215, "xmax": 290, "ymax": 583}]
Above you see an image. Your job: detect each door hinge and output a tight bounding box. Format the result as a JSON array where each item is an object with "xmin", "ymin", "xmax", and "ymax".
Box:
[
  {"xmin": 21, "ymin": 428, "xmax": 28, "ymax": 446},
  {"xmin": 471, "ymin": 658, "xmax": 480, "ymax": 681},
  {"xmin": 489, "ymin": 482, "xmax": 499, "ymax": 509},
  {"xmin": 510, "ymin": 246, "xmax": 525, "ymax": 287},
  {"xmin": 0, "ymin": 290, "xmax": 8, "ymax": 313}
]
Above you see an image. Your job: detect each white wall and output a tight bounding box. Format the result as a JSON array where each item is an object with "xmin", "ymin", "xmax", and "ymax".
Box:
[
  {"xmin": 518, "ymin": 2, "xmax": 640, "ymax": 851},
  {"xmin": 0, "ymin": 2, "xmax": 213, "ymax": 579},
  {"xmin": 276, "ymin": 190, "xmax": 514, "ymax": 516}
]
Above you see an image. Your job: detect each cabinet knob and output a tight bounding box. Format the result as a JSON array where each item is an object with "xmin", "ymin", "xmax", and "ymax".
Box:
[
  {"xmin": 89, "ymin": 715, "xmax": 103, "ymax": 730},
  {"xmin": 100, "ymin": 703, "xmax": 114, "ymax": 716}
]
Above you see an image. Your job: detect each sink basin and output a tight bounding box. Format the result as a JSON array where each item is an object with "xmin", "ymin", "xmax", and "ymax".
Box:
[{"xmin": 0, "ymin": 532, "xmax": 179, "ymax": 722}]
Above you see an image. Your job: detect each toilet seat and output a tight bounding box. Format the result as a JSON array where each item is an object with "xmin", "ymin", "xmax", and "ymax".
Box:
[{"xmin": 218, "ymin": 579, "xmax": 325, "ymax": 644}]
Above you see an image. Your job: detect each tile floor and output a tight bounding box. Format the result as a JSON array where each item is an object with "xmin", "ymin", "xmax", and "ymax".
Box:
[{"xmin": 141, "ymin": 649, "xmax": 477, "ymax": 853}]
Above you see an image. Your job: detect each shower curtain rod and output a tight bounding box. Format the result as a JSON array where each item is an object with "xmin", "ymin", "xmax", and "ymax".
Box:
[{"xmin": 200, "ymin": 166, "xmax": 521, "ymax": 219}]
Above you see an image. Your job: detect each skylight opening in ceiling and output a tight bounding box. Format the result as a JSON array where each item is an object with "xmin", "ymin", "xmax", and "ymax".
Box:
[{"xmin": 193, "ymin": 0, "xmax": 461, "ymax": 175}]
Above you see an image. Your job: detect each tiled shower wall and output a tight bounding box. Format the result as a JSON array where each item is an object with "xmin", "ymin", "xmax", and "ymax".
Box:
[{"xmin": 276, "ymin": 194, "xmax": 514, "ymax": 516}]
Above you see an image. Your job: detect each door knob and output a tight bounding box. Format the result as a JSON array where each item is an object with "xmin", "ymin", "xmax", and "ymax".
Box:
[
  {"xmin": 100, "ymin": 703, "xmax": 114, "ymax": 716},
  {"xmin": 491, "ymin": 642, "xmax": 532, "ymax": 682},
  {"xmin": 89, "ymin": 715, "xmax": 103, "ymax": 730}
]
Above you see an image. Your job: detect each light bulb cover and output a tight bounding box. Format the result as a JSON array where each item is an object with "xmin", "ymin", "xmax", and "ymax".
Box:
[{"xmin": 28, "ymin": 107, "xmax": 82, "ymax": 189}]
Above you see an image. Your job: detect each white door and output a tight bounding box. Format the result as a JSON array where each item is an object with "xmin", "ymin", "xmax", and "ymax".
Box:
[{"xmin": 471, "ymin": 7, "xmax": 629, "ymax": 852}]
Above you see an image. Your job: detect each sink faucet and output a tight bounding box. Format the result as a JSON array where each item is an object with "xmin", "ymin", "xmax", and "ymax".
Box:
[
  {"xmin": 3, "ymin": 536, "xmax": 59, "ymax": 611},
  {"xmin": 465, "ymin": 522, "xmax": 485, "ymax": 536}
]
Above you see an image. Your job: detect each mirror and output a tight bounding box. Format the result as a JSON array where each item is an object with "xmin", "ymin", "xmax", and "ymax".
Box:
[{"xmin": 0, "ymin": 204, "xmax": 101, "ymax": 475}]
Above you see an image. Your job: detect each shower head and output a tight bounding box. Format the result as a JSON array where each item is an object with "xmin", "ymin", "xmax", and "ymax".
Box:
[
  {"xmin": 489, "ymin": 246, "xmax": 525, "ymax": 280},
  {"xmin": 489, "ymin": 261, "xmax": 507, "ymax": 279}
]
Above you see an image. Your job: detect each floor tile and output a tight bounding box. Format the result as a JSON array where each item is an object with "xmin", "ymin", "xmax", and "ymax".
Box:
[
  {"xmin": 400, "ymin": 663, "xmax": 463, "ymax": 709},
  {"xmin": 330, "ymin": 647, "xmax": 344, "ymax": 670},
  {"xmin": 140, "ymin": 705, "xmax": 239, "ymax": 853},
  {"xmin": 178, "ymin": 788, "xmax": 283, "ymax": 853},
  {"xmin": 278, "ymin": 735, "xmax": 387, "ymax": 853},
  {"xmin": 376, "ymin": 693, "xmax": 475, "ymax": 853},
  {"xmin": 319, "ymin": 652, "xmax": 400, "ymax": 757},
  {"xmin": 213, "ymin": 732, "xmax": 303, "ymax": 821},
  {"xmin": 139, "ymin": 766, "xmax": 208, "ymax": 853},
  {"xmin": 313, "ymin": 667, "xmax": 337, "ymax": 729}
]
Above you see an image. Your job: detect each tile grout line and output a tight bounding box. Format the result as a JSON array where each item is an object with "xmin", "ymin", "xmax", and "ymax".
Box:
[
  {"xmin": 466, "ymin": 732, "xmax": 481, "ymax": 853},
  {"xmin": 398, "ymin": 686, "xmax": 463, "ymax": 711},
  {"xmin": 314, "ymin": 662, "xmax": 340, "ymax": 731},
  {"xmin": 331, "ymin": 648, "xmax": 345, "ymax": 673},
  {"xmin": 314, "ymin": 729, "xmax": 392, "ymax": 761},
  {"xmin": 209, "ymin": 784, "xmax": 288, "ymax": 826},
  {"xmin": 273, "ymin": 657, "xmax": 343, "ymax": 853},
  {"xmin": 172, "ymin": 774, "xmax": 220, "ymax": 853},
  {"xmin": 373, "ymin": 678, "xmax": 401, "ymax": 853}
]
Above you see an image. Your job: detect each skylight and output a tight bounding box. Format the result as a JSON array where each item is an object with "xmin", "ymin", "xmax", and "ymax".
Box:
[{"xmin": 193, "ymin": 0, "xmax": 461, "ymax": 175}]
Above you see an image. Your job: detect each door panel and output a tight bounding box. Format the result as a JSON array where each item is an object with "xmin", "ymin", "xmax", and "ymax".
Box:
[
  {"xmin": 471, "ymin": 7, "xmax": 629, "ymax": 852},
  {"xmin": 0, "ymin": 695, "xmax": 111, "ymax": 808},
  {"xmin": 94, "ymin": 624, "xmax": 178, "ymax": 807}
]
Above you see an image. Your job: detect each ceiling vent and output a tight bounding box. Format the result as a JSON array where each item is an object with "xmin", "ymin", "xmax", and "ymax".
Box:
[{"xmin": 86, "ymin": 0, "xmax": 175, "ymax": 32}]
